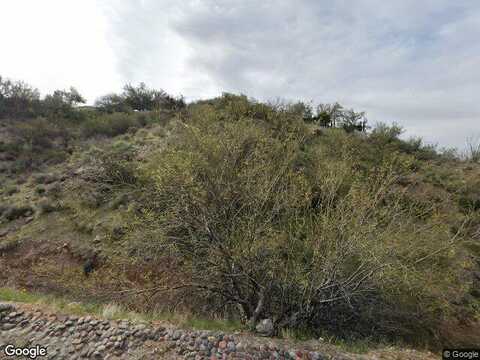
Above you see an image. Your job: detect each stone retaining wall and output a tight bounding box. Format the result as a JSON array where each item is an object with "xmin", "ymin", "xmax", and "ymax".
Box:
[{"xmin": 0, "ymin": 303, "xmax": 334, "ymax": 360}]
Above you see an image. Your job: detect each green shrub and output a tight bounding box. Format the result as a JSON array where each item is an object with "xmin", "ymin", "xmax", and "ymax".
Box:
[
  {"xmin": 78, "ymin": 142, "xmax": 138, "ymax": 211},
  {"xmin": 46, "ymin": 182, "xmax": 63, "ymax": 199},
  {"xmin": 4, "ymin": 185, "xmax": 18, "ymax": 196},
  {"xmin": 99, "ymin": 155, "xmax": 137, "ymax": 186},
  {"xmin": 189, "ymin": 93, "xmax": 278, "ymax": 123},
  {"xmin": 75, "ymin": 221, "xmax": 94, "ymax": 234},
  {"xmin": 84, "ymin": 141, "xmax": 138, "ymax": 187},
  {"xmin": 34, "ymin": 185, "xmax": 46, "ymax": 195},
  {"xmin": 40, "ymin": 87, "xmax": 86, "ymax": 120},
  {"xmin": 10, "ymin": 118, "xmax": 64, "ymax": 150},
  {"xmin": 110, "ymin": 140, "xmax": 136, "ymax": 155},
  {"xmin": 3, "ymin": 205, "xmax": 33, "ymax": 221},
  {"xmin": 109, "ymin": 193, "xmax": 129, "ymax": 210},
  {"xmin": 2, "ymin": 119, "xmax": 71, "ymax": 173},
  {"xmin": 369, "ymin": 122, "xmax": 403, "ymax": 143},
  {"xmin": 368, "ymin": 123, "xmax": 439, "ymax": 161},
  {"xmin": 81, "ymin": 190, "xmax": 105, "ymax": 209},
  {"xmin": 0, "ymin": 205, "xmax": 7, "ymax": 217},
  {"xmin": 31, "ymin": 173, "xmax": 58, "ymax": 185},
  {"xmin": 133, "ymin": 112, "xmax": 468, "ymax": 344},
  {"xmin": 399, "ymin": 137, "xmax": 438, "ymax": 160},
  {"xmin": 0, "ymin": 238, "xmax": 20, "ymax": 254},
  {"xmin": 95, "ymin": 83, "xmax": 185, "ymax": 113},
  {"xmin": 0, "ymin": 76, "xmax": 86, "ymax": 120},
  {"xmin": 0, "ymin": 76, "xmax": 41, "ymax": 118},
  {"xmin": 459, "ymin": 179, "xmax": 480, "ymax": 212},
  {"xmin": 82, "ymin": 113, "xmax": 142, "ymax": 137},
  {"xmin": 37, "ymin": 198, "xmax": 60, "ymax": 214}
]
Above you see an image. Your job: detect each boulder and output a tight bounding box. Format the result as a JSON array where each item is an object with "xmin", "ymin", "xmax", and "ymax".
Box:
[
  {"xmin": 255, "ymin": 319, "xmax": 274, "ymax": 337},
  {"xmin": 0, "ymin": 303, "xmax": 14, "ymax": 312}
]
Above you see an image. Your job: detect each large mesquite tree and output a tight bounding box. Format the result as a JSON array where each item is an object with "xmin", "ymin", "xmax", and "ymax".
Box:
[{"xmin": 136, "ymin": 105, "xmax": 468, "ymax": 336}]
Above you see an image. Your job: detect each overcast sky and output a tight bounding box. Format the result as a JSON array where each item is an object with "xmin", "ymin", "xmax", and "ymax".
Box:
[{"xmin": 1, "ymin": 0, "xmax": 479, "ymax": 148}]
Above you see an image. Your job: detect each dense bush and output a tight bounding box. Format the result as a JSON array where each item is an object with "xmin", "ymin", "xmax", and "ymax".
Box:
[
  {"xmin": 0, "ymin": 75, "xmax": 86, "ymax": 120},
  {"xmin": 301, "ymin": 102, "xmax": 368, "ymax": 131},
  {"xmin": 82, "ymin": 112, "xmax": 142, "ymax": 137},
  {"xmin": 132, "ymin": 107, "xmax": 473, "ymax": 344},
  {"xmin": 368, "ymin": 122, "xmax": 439, "ymax": 161},
  {"xmin": 94, "ymin": 93, "xmax": 131, "ymax": 113},
  {"xmin": 190, "ymin": 93, "xmax": 283, "ymax": 123},
  {"xmin": 82, "ymin": 110, "xmax": 175, "ymax": 138},
  {"xmin": 95, "ymin": 83, "xmax": 185, "ymax": 113},
  {"xmin": 0, "ymin": 76, "xmax": 41, "ymax": 118},
  {"xmin": 1, "ymin": 118, "xmax": 71, "ymax": 172},
  {"xmin": 9, "ymin": 118, "xmax": 67, "ymax": 150},
  {"xmin": 41, "ymin": 87, "xmax": 86, "ymax": 120},
  {"xmin": 86, "ymin": 140, "xmax": 138, "ymax": 188}
]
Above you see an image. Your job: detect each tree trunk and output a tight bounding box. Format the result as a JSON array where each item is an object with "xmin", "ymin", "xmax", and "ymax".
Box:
[{"xmin": 248, "ymin": 289, "xmax": 266, "ymax": 329}]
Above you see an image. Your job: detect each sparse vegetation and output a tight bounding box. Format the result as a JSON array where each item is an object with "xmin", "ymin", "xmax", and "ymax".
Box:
[
  {"xmin": 465, "ymin": 136, "xmax": 480, "ymax": 163},
  {"xmin": 0, "ymin": 287, "xmax": 243, "ymax": 332}
]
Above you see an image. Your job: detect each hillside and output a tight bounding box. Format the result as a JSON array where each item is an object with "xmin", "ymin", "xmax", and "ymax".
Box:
[{"xmin": 1, "ymin": 86, "xmax": 480, "ymax": 356}]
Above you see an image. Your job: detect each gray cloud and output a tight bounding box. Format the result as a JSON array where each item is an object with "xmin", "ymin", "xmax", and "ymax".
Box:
[{"xmin": 103, "ymin": 0, "xmax": 480, "ymax": 148}]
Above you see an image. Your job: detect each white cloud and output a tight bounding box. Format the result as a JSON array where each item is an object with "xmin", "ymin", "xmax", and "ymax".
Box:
[
  {"xmin": 1, "ymin": 0, "xmax": 479, "ymax": 148},
  {"xmin": 0, "ymin": 0, "xmax": 122, "ymax": 102}
]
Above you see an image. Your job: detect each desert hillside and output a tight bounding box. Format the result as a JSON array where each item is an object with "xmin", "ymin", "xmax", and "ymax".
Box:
[{"xmin": 1, "ymin": 79, "xmax": 480, "ymax": 356}]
